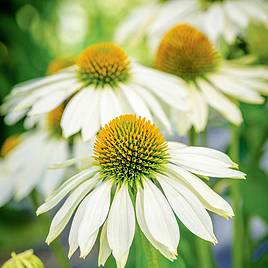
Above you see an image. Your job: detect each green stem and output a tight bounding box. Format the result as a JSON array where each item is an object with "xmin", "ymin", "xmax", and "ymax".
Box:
[
  {"xmin": 30, "ymin": 191, "xmax": 71, "ymax": 268},
  {"xmin": 230, "ymin": 124, "xmax": 243, "ymax": 268},
  {"xmin": 188, "ymin": 129, "xmax": 214, "ymax": 268},
  {"xmin": 195, "ymin": 239, "xmax": 214, "ymax": 268},
  {"xmin": 189, "ymin": 127, "xmax": 198, "ymax": 145},
  {"xmin": 136, "ymin": 226, "xmax": 161, "ymax": 268}
]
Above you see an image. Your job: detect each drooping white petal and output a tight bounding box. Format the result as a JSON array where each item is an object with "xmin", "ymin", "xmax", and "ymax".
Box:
[
  {"xmin": 78, "ymin": 181, "xmax": 112, "ymax": 254},
  {"xmin": 224, "ymin": 1, "xmax": 249, "ymax": 27},
  {"xmin": 149, "ymin": 0, "xmax": 196, "ymax": 36},
  {"xmin": 168, "ymin": 164, "xmax": 234, "ymax": 218},
  {"xmin": 61, "ymin": 88, "xmax": 92, "ymax": 138},
  {"xmin": 158, "ymin": 175, "xmax": 217, "ymax": 244},
  {"xmin": 136, "ymin": 188, "xmax": 177, "ymax": 260},
  {"xmin": 81, "ymin": 89, "xmax": 101, "ymax": 141},
  {"xmin": 114, "ymin": 3, "xmax": 159, "ymax": 44},
  {"xmin": 240, "ymin": 79, "xmax": 268, "ymax": 95},
  {"xmin": 68, "ymin": 194, "xmax": 89, "ymax": 258},
  {"xmin": 107, "ymin": 185, "xmax": 135, "ymax": 267},
  {"xmin": 198, "ymin": 79, "xmax": 242, "ymax": 125},
  {"xmin": 169, "ymin": 145, "xmax": 246, "ymax": 178},
  {"xmin": 168, "ymin": 141, "xmax": 187, "ymax": 152},
  {"xmin": 80, "ymin": 230, "xmax": 99, "ymax": 259},
  {"xmin": 208, "ymin": 74, "xmax": 264, "ymax": 104},
  {"xmin": 36, "ymin": 169, "xmax": 97, "ymax": 215},
  {"xmin": 38, "ymin": 139, "xmax": 69, "ymax": 197},
  {"xmin": 12, "ymin": 71, "xmax": 76, "ymax": 96},
  {"xmin": 171, "ymin": 109, "xmax": 192, "ymax": 136},
  {"xmin": 132, "ymin": 64, "xmax": 189, "ymax": 111},
  {"xmin": 132, "ymin": 85, "xmax": 172, "ymax": 132},
  {"xmin": 204, "ymin": 3, "xmax": 224, "ymax": 42},
  {"xmin": 14, "ymin": 134, "xmax": 55, "ymax": 201},
  {"xmin": 120, "ymin": 84, "xmax": 152, "ymax": 121},
  {"xmin": 143, "ymin": 180, "xmax": 179, "ymax": 253},
  {"xmin": 187, "ymin": 86, "xmax": 208, "ymax": 132},
  {"xmin": 100, "ymin": 88, "xmax": 123, "ymax": 126},
  {"xmin": 29, "ymin": 86, "xmax": 78, "ymax": 115},
  {"xmin": 98, "ymin": 221, "xmax": 112, "ymax": 266},
  {"xmin": 170, "ymin": 144, "xmax": 238, "ymax": 167},
  {"xmin": 221, "ymin": 64, "xmax": 268, "ymax": 80},
  {"xmin": 0, "ymin": 166, "xmax": 14, "ymax": 207},
  {"xmin": 115, "ymin": 253, "xmax": 129, "ymax": 268},
  {"xmin": 46, "ymin": 179, "xmax": 97, "ymax": 244},
  {"xmin": 13, "ymin": 79, "xmax": 78, "ymax": 112}
]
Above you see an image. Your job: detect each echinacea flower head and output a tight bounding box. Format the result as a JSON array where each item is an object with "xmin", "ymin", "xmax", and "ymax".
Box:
[
  {"xmin": 2, "ymin": 250, "xmax": 44, "ymax": 268},
  {"xmin": 155, "ymin": 23, "xmax": 219, "ymax": 81},
  {"xmin": 94, "ymin": 115, "xmax": 168, "ymax": 187},
  {"xmin": 0, "ymin": 104, "xmax": 88, "ymax": 206},
  {"xmin": 115, "ymin": 0, "xmax": 268, "ymax": 50},
  {"xmin": 2, "ymin": 42, "xmax": 189, "ymax": 141},
  {"xmin": 37, "ymin": 115, "xmax": 245, "ymax": 268},
  {"xmin": 156, "ymin": 24, "xmax": 268, "ymax": 134}
]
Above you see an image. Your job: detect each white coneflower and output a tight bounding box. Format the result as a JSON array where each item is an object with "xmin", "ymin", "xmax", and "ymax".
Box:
[
  {"xmin": 155, "ymin": 24, "xmax": 268, "ymax": 134},
  {"xmin": 2, "ymin": 250, "xmax": 44, "ymax": 268},
  {"xmin": 2, "ymin": 43, "xmax": 189, "ymax": 141},
  {"xmin": 37, "ymin": 115, "xmax": 245, "ymax": 268},
  {"xmin": 115, "ymin": 0, "xmax": 268, "ymax": 50},
  {"xmin": 0, "ymin": 105, "xmax": 86, "ymax": 205}
]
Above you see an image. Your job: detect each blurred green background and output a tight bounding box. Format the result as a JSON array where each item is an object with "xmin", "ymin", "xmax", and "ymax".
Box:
[{"xmin": 0, "ymin": 0, "xmax": 268, "ymax": 267}]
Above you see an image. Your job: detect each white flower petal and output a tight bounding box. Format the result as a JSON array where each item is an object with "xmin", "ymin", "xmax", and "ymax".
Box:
[
  {"xmin": 170, "ymin": 145, "xmax": 246, "ymax": 178},
  {"xmin": 132, "ymin": 64, "xmax": 189, "ymax": 111},
  {"xmin": 81, "ymin": 89, "xmax": 101, "ymax": 141},
  {"xmin": 80, "ymin": 230, "xmax": 99, "ymax": 259},
  {"xmin": 114, "ymin": 3, "xmax": 159, "ymax": 44},
  {"xmin": 116, "ymin": 252, "xmax": 129, "ymax": 268},
  {"xmin": 168, "ymin": 163, "xmax": 234, "ymax": 218},
  {"xmin": 171, "ymin": 144, "xmax": 237, "ymax": 167},
  {"xmin": 171, "ymin": 109, "xmax": 192, "ymax": 136},
  {"xmin": 198, "ymin": 79, "xmax": 242, "ymax": 125},
  {"xmin": 98, "ymin": 221, "xmax": 112, "ymax": 266},
  {"xmin": 37, "ymin": 139, "xmax": 69, "ymax": 197},
  {"xmin": 132, "ymin": 85, "xmax": 172, "ymax": 132},
  {"xmin": 36, "ymin": 169, "xmax": 97, "ymax": 215},
  {"xmin": 61, "ymin": 88, "xmax": 92, "ymax": 138},
  {"xmin": 168, "ymin": 141, "xmax": 187, "ymax": 152},
  {"xmin": 78, "ymin": 182, "xmax": 112, "ymax": 253},
  {"xmin": 221, "ymin": 64, "xmax": 268, "ymax": 79},
  {"xmin": 100, "ymin": 88, "xmax": 123, "ymax": 126},
  {"xmin": 68, "ymin": 194, "xmax": 89, "ymax": 258},
  {"xmin": 46, "ymin": 179, "xmax": 97, "ymax": 244},
  {"xmin": 224, "ymin": 1, "xmax": 249, "ymax": 27},
  {"xmin": 209, "ymin": 74, "xmax": 264, "ymax": 104},
  {"xmin": 120, "ymin": 84, "xmax": 152, "ymax": 121},
  {"xmin": 204, "ymin": 3, "xmax": 224, "ymax": 42},
  {"xmin": 29, "ymin": 86, "xmax": 77, "ymax": 115},
  {"xmin": 158, "ymin": 175, "xmax": 217, "ymax": 244},
  {"xmin": 12, "ymin": 71, "xmax": 76, "ymax": 96},
  {"xmin": 136, "ymin": 188, "xmax": 177, "ymax": 260},
  {"xmin": 143, "ymin": 180, "xmax": 179, "ymax": 253},
  {"xmin": 187, "ymin": 86, "xmax": 208, "ymax": 132},
  {"xmin": 14, "ymin": 135, "xmax": 55, "ymax": 200},
  {"xmin": 13, "ymin": 79, "xmax": 78, "ymax": 112},
  {"xmin": 107, "ymin": 185, "xmax": 135, "ymax": 266},
  {"xmin": 0, "ymin": 167, "xmax": 14, "ymax": 207}
]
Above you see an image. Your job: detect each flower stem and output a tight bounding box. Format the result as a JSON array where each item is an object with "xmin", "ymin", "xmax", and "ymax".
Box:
[
  {"xmin": 30, "ymin": 191, "xmax": 71, "ymax": 268},
  {"xmin": 230, "ymin": 124, "xmax": 244, "ymax": 268},
  {"xmin": 189, "ymin": 128, "xmax": 214, "ymax": 268},
  {"xmin": 136, "ymin": 226, "xmax": 160, "ymax": 268}
]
